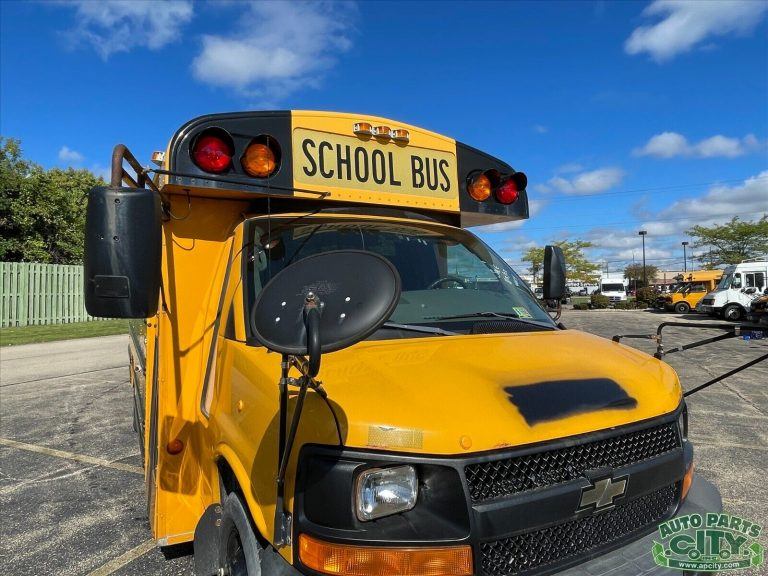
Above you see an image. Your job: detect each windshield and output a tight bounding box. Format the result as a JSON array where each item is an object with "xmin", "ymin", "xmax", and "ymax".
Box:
[
  {"xmin": 717, "ymin": 273, "xmax": 733, "ymax": 290},
  {"xmin": 601, "ymin": 283, "xmax": 625, "ymax": 292},
  {"xmin": 245, "ymin": 217, "xmax": 554, "ymax": 338}
]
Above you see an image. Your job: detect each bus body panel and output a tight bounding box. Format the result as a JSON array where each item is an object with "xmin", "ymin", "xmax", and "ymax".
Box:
[{"xmin": 144, "ymin": 196, "xmax": 248, "ymax": 544}]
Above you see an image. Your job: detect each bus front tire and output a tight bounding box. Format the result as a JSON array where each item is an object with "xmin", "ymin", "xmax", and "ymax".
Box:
[
  {"xmin": 219, "ymin": 493, "xmax": 263, "ymax": 576},
  {"xmin": 723, "ymin": 304, "xmax": 743, "ymax": 321},
  {"xmin": 674, "ymin": 302, "xmax": 690, "ymax": 314}
]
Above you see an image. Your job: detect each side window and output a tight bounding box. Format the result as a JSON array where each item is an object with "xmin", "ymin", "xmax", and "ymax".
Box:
[{"xmin": 732, "ymin": 273, "xmax": 742, "ymax": 289}]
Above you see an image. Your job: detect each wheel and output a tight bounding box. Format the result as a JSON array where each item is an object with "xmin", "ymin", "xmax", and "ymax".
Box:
[
  {"xmin": 723, "ymin": 304, "xmax": 743, "ymax": 321},
  {"xmin": 218, "ymin": 493, "xmax": 263, "ymax": 576},
  {"xmin": 674, "ymin": 302, "xmax": 690, "ymax": 314}
]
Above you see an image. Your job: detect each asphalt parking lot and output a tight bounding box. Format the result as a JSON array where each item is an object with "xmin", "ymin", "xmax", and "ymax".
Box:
[{"xmin": 1, "ymin": 309, "xmax": 766, "ymax": 575}]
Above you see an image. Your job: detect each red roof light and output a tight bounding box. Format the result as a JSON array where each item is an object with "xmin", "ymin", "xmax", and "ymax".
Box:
[
  {"xmin": 192, "ymin": 134, "xmax": 233, "ymax": 173},
  {"xmin": 495, "ymin": 178, "xmax": 519, "ymax": 205}
]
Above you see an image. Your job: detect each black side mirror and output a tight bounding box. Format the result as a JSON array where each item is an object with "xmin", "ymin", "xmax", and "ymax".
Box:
[
  {"xmin": 84, "ymin": 186, "xmax": 162, "ymax": 318},
  {"xmin": 543, "ymin": 245, "xmax": 567, "ymax": 300}
]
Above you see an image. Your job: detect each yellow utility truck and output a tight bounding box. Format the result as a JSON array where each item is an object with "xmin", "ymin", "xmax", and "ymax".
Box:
[
  {"xmin": 84, "ymin": 111, "xmax": 718, "ymax": 576},
  {"xmin": 662, "ymin": 270, "xmax": 722, "ymax": 314}
]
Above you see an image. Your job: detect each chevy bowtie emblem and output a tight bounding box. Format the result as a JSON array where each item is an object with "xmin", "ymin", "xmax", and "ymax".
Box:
[{"xmin": 578, "ymin": 475, "xmax": 628, "ymax": 512}]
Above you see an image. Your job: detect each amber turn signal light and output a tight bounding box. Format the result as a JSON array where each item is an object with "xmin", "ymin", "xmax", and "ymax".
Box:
[
  {"xmin": 242, "ymin": 142, "xmax": 277, "ymax": 178},
  {"xmin": 681, "ymin": 462, "xmax": 695, "ymax": 501},
  {"xmin": 467, "ymin": 172, "xmax": 492, "ymax": 202},
  {"xmin": 299, "ymin": 534, "xmax": 473, "ymax": 576}
]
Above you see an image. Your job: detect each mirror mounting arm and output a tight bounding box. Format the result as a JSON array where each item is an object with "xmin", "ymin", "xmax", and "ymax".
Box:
[
  {"xmin": 304, "ymin": 293, "xmax": 322, "ymax": 377},
  {"xmin": 274, "ymin": 296, "xmax": 325, "ymax": 546}
]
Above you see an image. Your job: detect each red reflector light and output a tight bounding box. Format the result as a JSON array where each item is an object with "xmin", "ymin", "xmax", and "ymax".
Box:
[
  {"xmin": 495, "ymin": 178, "xmax": 519, "ymax": 204},
  {"xmin": 193, "ymin": 134, "xmax": 233, "ymax": 173}
]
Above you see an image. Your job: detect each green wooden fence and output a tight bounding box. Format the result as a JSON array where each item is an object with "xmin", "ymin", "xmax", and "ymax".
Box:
[{"xmin": 0, "ymin": 262, "xmax": 100, "ymax": 327}]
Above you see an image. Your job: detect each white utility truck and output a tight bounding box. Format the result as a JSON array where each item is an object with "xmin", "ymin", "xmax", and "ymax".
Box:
[
  {"xmin": 599, "ymin": 273, "xmax": 628, "ymax": 303},
  {"xmin": 698, "ymin": 258, "xmax": 768, "ymax": 320}
]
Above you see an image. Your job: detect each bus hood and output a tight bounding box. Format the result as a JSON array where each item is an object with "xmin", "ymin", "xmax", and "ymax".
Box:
[{"xmin": 318, "ymin": 329, "xmax": 681, "ymax": 455}]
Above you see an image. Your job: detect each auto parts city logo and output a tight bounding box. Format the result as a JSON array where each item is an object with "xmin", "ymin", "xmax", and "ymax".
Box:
[{"xmin": 652, "ymin": 513, "xmax": 764, "ymax": 571}]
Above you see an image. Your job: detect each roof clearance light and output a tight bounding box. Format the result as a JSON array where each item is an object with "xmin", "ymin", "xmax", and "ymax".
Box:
[
  {"xmin": 353, "ymin": 122, "xmax": 373, "ymax": 136},
  {"xmin": 242, "ymin": 142, "xmax": 277, "ymax": 178},
  {"xmin": 192, "ymin": 134, "xmax": 233, "ymax": 174},
  {"xmin": 372, "ymin": 125, "xmax": 392, "ymax": 138},
  {"xmin": 391, "ymin": 129, "xmax": 410, "ymax": 143},
  {"xmin": 468, "ymin": 173, "xmax": 492, "ymax": 201}
]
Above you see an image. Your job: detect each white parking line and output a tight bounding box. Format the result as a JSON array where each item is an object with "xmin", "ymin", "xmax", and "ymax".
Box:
[
  {"xmin": 85, "ymin": 540, "xmax": 156, "ymax": 576},
  {"xmin": 0, "ymin": 438, "xmax": 143, "ymax": 475}
]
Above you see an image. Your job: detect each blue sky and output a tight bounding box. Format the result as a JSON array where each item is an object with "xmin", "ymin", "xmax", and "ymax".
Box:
[{"xmin": 2, "ymin": 0, "xmax": 767, "ymax": 275}]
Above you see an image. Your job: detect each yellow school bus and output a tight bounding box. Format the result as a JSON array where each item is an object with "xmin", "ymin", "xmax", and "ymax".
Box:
[
  {"xmin": 84, "ymin": 111, "xmax": 718, "ymax": 576},
  {"xmin": 662, "ymin": 270, "xmax": 723, "ymax": 314}
]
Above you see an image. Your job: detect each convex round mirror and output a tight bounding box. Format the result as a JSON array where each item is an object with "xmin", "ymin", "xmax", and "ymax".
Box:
[{"xmin": 251, "ymin": 250, "xmax": 401, "ymax": 364}]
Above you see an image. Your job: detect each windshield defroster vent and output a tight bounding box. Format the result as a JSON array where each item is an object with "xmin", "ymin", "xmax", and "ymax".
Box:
[{"xmin": 470, "ymin": 320, "xmax": 552, "ymax": 334}]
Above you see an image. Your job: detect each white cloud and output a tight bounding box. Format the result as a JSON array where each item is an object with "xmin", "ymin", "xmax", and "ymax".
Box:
[
  {"xmin": 694, "ymin": 135, "xmax": 747, "ymax": 158},
  {"xmin": 634, "ymin": 131, "xmax": 762, "ymax": 158},
  {"xmin": 579, "ymin": 171, "xmax": 768, "ymax": 266},
  {"xmin": 555, "ymin": 163, "xmax": 584, "ymax": 174},
  {"xmin": 633, "ymin": 132, "xmax": 688, "ymax": 158},
  {"xmin": 58, "ymin": 146, "xmax": 84, "ymax": 164},
  {"xmin": 548, "ymin": 167, "xmax": 625, "ymax": 195},
  {"xmin": 651, "ymin": 170, "xmax": 768, "ymax": 224},
  {"xmin": 191, "ymin": 1, "xmax": 355, "ymax": 101},
  {"xmin": 65, "ymin": 1, "xmax": 193, "ymax": 60},
  {"xmin": 625, "ymin": 0, "xmax": 768, "ymax": 62},
  {"xmin": 612, "ymin": 246, "xmax": 673, "ymax": 260},
  {"xmin": 532, "ymin": 124, "xmax": 548, "ymax": 134}
]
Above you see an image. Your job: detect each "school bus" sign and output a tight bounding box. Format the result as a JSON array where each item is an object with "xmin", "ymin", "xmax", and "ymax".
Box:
[{"xmin": 293, "ymin": 128, "xmax": 457, "ymax": 200}]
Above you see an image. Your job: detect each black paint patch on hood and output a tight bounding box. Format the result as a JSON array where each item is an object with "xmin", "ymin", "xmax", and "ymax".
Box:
[{"xmin": 504, "ymin": 379, "xmax": 638, "ymax": 425}]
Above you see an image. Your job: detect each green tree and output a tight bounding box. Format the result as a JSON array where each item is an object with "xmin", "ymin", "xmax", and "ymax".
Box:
[
  {"xmin": 521, "ymin": 246, "xmax": 544, "ymax": 284},
  {"xmin": 521, "ymin": 240, "xmax": 601, "ymax": 284},
  {"xmin": 624, "ymin": 263, "xmax": 659, "ymax": 288},
  {"xmin": 0, "ymin": 137, "xmax": 104, "ymax": 263},
  {"xmin": 556, "ymin": 239, "xmax": 602, "ymax": 284},
  {"xmin": 686, "ymin": 216, "xmax": 768, "ymax": 267}
]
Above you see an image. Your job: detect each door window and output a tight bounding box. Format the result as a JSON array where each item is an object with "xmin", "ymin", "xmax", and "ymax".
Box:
[
  {"xmin": 732, "ymin": 273, "xmax": 742, "ymax": 289},
  {"xmin": 745, "ymin": 272, "xmax": 765, "ymax": 290}
]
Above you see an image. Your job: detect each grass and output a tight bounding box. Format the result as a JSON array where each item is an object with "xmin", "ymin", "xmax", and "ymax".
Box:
[{"xmin": 0, "ymin": 319, "xmax": 129, "ymax": 346}]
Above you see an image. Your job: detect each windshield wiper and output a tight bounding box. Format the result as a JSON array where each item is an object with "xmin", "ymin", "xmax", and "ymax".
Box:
[
  {"xmin": 381, "ymin": 321, "xmax": 458, "ymax": 336},
  {"xmin": 427, "ymin": 311, "xmax": 520, "ymax": 321},
  {"xmin": 427, "ymin": 311, "xmax": 556, "ymax": 329}
]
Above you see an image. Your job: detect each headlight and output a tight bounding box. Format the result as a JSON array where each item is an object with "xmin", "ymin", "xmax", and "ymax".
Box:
[{"xmin": 355, "ymin": 465, "xmax": 418, "ymax": 521}]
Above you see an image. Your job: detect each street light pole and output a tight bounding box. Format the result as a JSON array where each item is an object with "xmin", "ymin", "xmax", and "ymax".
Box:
[
  {"xmin": 682, "ymin": 241, "xmax": 689, "ymax": 273},
  {"xmin": 639, "ymin": 230, "xmax": 648, "ymax": 287}
]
